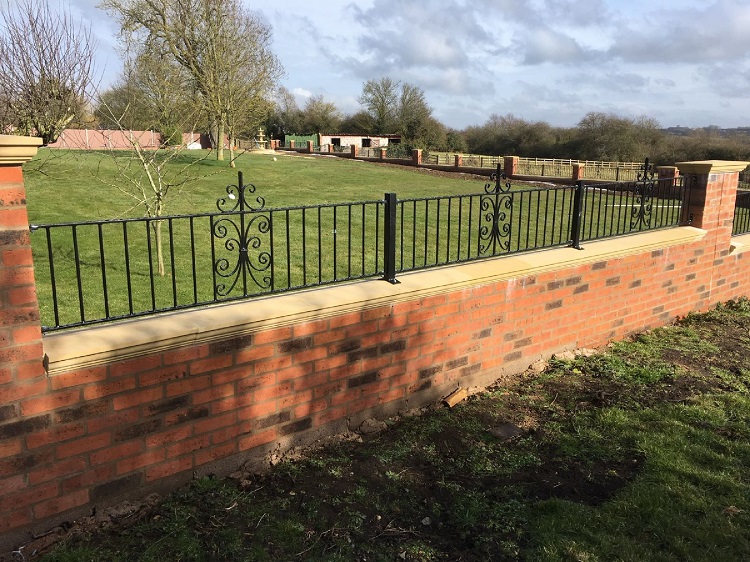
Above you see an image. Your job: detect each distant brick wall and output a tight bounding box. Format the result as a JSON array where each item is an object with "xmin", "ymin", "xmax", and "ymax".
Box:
[{"xmin": 1, "ymin": 137, "xmax": 749, "ymax": 550}]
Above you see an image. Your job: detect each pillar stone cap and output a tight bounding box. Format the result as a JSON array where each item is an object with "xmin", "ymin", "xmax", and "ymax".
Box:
[
  {"xmin": 675, "ymin": 160, "xmax": 749, "ymax": 175},
  {"xmin": 0, "ymin": 134, "xmax": 43, "ymax": 165}
]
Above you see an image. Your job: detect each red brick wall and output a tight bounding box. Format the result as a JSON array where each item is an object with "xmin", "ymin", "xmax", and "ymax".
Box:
[{"xmin": 2, "ymin": 158, "xmax": 750, "ymax": 548}]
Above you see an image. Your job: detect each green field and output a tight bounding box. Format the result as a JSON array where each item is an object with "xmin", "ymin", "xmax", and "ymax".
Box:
[{"xmin": 24, "ymin": 150, "xmax": 684, "ymax": 330}]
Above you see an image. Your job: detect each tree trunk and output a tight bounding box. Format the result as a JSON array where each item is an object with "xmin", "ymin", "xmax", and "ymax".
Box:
[
  {"xmin": 217, "ymin": 120, "xmax": 225, "ymax": 161},
  {"xmin": 153, "ymin": 220, "xmax": 165, "ymax": 276}
]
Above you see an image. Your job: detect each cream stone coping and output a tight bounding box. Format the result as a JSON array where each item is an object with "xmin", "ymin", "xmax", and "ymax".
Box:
[
  {"xmin": 44, "ymin": 227, "xmax": 709, "ymax": 375},
  {"xmin": 675, "ymin": 160, "xmax": 750, "ymax": 175},
  {"xmin": 0, "ymin": 134, "xmax": 43, "ymax": 164}
]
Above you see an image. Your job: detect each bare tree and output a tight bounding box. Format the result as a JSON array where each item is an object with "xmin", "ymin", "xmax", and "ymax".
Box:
[
  {"xmin": 94, "ymin": 102, "xmax": 216, "ymax": 276},
  {"xmin": 0, "ymin": 0, "xmax": 96, "ymax": 144},
  {"xmin": 97, "ymin": 45, "xmax": 198, "ymax": 141},
  {"xmin": 100, "ymin": 0, "xmax": 283, "ymax": 164}
]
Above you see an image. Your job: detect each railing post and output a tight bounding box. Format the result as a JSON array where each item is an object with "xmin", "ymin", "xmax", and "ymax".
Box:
[
  {"xmin": 382, "ymin": 192, "xmax": 399, "ymax": 284},
  {"xmin": 570, "ymin": 180, "xmax": 585, "ymax": 250}
]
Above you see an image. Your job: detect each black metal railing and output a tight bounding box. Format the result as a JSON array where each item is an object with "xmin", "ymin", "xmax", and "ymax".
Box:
[
  {"xmin": 31, "ymin": 161, "xmax": 692, "ymax": 332},
  {"xmin": 733, "ymin": 190, "xmax": 750, "ymax": 235}
]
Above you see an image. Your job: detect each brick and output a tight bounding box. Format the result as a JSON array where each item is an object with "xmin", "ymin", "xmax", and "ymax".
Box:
[
  {"xmin": 234, "ymin": 343, "xmax": 276, "ymax": 368},
  {"xmin": 1, "ymin": 481, "xmax": 58, "ymax": 512},
  {"xmin": 83, "ymin": 377, "xmax": 137, "ymax": 400},
  {"xmin": 253, "ymin": 326, "xmax": 292, "ymax": 345},
  {"xmin": 193, "ymin": 412, "xmax": 236, "ymax": 435},
  {"xmin": 209, "ymin": 334, "xmax": 252, "ymax": 355},
  {"xmin": 15, "ymin": 360, "xmax": 46, "ymax": 380},
  {"xmin": 293, "ymin": 319, "xmax": 328, "ymax": 337},
  {"xmin": 116, "ymin": 450, "xmax": 166, "ymax": 475},
  {"xmin": 55, "ymin": 399, "xmax": 109, "ymax": 424},
  {"xmin": 26, "ymin": 421, "xmax": 85, "ymax": 449},
  {"xmin": 109, "ymin": 355, "xmax": 162, "ymax": 378},
  {"xmin": 189, "ymin": 354, "xmax": 234, "ymax": 375},
  {"xmin": 278, "ymin": 336, "xmax": 312, "ymax": 353},
  {"xmin": 12, "ymin": 324, "xmax": 41, "ymax": 343},
  {"xmin": 162, "ymin": 346, "xmax": 206, "ymax": 365},
  {"xmin": 146, "ymin": 425, "xmax": 193, "ymax": 448},
  {"xmin": 57, "ymin": 432, "xmax": 111, "ymax": 458},
  {"xmin": 31, "ymin": 488, "xmax": 89, "ymax": 520},
  {"xmin": 112, "ymin": 387, "xmax": 164, "ymax": 411},
  {"xmin": 194, "ymin": 442, "xmax": 237, "ymax": 466},
  {"xmin": 254, "ymin": 382, "xmax": 292, "ymax": 402},
  {"xmin": 50, "ymin": 367, "xmax": 108, "ymax": 390},
  {"xmin": 278, "ymin": 417, "xmax": 312, "ymax": 436},
  {"xmin": 115, "ymin": 419, "xmax": 162, "ymax": 442},
  {"xmin": 239, "ymin": 428, "xmax": 276, "ymax": 451},
  {"xmin": 0, "ymin": 508, "xmax": 32, "ymax": 533},
  {"xmin": 28, "ymin": 457, "xmax": 87, "ymax": 485},
  {"xmin": 90, "ymin": 474, "xmax": 142, "ymax": 502},
  {"xmin": 0, "ymin": 404, "xmax": 16, "ymax": 422},
  {"xmin": 348, "ymin": 371, "xmax": 378, "ymax": 388},
  {"xmin": 21, "ymin": 388, "xmax": 81, "ymax": 416},
  {"xmin": 166, "ymin": 374, "xmax": 210, "ymax": 397},
  {"xmin": 139, "ymin": 365, "xmax": 187, "ymax": 387},
  {"xmin": 166, "ymin": 435, "xmax": 209, "ymax": 458},
  {"xmin": 90, "ymin": 441, "xmax": 143, "ymax": 466},
  {"xmin": 0, "ymin": 413, "xmax": 50, "ymax": 439}
]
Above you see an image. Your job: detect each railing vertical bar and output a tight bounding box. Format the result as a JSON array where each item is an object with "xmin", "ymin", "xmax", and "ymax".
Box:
[
  {"xmin": 423, "ymin": 199, "xmax": 429, "ymax": 267},
  {"xmin": 169, "ymin": 218, "xmax": 177, "ymax": 308},
  {"xmin": 436, "ymin": 198, "xmax": 441, "ymax": 265},
  {"xmin": 97, "ymin": 223, "xmax": 110, "ymax": 319},
  {"xmin": 286, "ymin": 209, "xmax": 291, "ymax": 289},
  {"xmin": 399, "ymin": 201, "xmax": 404, "ymax": 271},
  {"xmin": 318, "ymin": 207, "xmax": 322, "ymax": 284},
  {"xmin": 122, "ymin": 223, "xmax": 133, "ymax": 314},
  {"xmin": 189, "ymin": 216, "xmax": 197, "ymax": 304},
  {"xmin": 210, "ymin": 215, "xmax": 218, "ymax": 301},
  {"xmin": 71, "ymin": 225, "xmax": 85, "ymax": 322},
  {"xmin": 412, "ymin": 200, "xmax": 417, "ymax": 269},
  {"xmin": 146, "ymin": 220, "xmax": 156, "ymax": 311},
  {"xmin": 360, "ymin": 204, "xmax": 365, "ymax": 276},
  {"xmin": 446, "ymin": 197, "xmax": 452, "ymax": 263},
  {"xmin": 269, "ymin": 210, "xmax": 275, "ymax": 292},
  {"xmin": 457, "ymin": 196, "xmax": 464, "ymax": 261},
  {"xmin": 333, "ymin": 206, "xmax": 338, "ymax": 281},
  {"xmin": 302, "ymin": 208, "xmax": 307, "ymax": 286},
  {"xmin": 45, "ymin": 226, "xmax": 60, "ymax": 329},
  {"xmin": 348, "ymin": 204, "xmax": 352, "ymax": 278}
]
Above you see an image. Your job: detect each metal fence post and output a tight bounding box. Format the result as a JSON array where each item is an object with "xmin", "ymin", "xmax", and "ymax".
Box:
[
  {"xmin": 383, "ymin": 192, "xmax": 399, "ymax": 284},
  {"xmin": 570, "ymin": 180, "xmax": 585, "ymax": 250}
]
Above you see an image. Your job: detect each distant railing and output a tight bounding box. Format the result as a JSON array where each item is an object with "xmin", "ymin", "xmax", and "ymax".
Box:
[
  {"xmin": 733, "ymin": 190, "xmax": 750, "ymax": 235},
  {"xmin": 31, "ymin": 163, "xmax": 692, "ymax": 332}
]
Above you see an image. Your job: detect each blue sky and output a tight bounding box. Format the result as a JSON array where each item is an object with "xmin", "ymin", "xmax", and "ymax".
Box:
[{"xmin": 50, "ymin": 0, "xmax": 750, "ymax": 129}]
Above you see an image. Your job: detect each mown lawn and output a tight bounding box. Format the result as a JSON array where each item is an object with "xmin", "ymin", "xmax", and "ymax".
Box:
[
  {"xmin": 24, "ymin": 150, "xmax": 682, "ymax": 331},
  {"xmin": 28, "ymin": 299, "xmax": 750, "ymax": 562}
]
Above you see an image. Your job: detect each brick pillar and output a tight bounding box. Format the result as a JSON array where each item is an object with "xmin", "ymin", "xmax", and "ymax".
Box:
[
  {"xmin": 572, "ymin": 163, "xmax": 585, "ymax": 181},
  {"xmin": 306, "ymin": 140, "xmax": 313, "ymax": 153},
  {"xmin": 504, "ymin": 156, "xmax": 518, "ymax": 178},
  {"xmin": 676, "ymin": 160, "xmax": 748, "ymax": 235},
  {"xmin": 350, "ymin": 144, "xmax": 358, "ymax": 158},
  {"xmin": 454, "ymin": 154, "xmax": 462, "ymax": 168},
  {"xmin": 0, "ymin": 134, "xmax": 44, "ymax": 369},
  {"xmin": 411, "ymin": 149, "xmax": 422, "ymax": 166},
  {"xmin": 0, "ymin": 135, "xmax": 46, "ymax": 534},
  {"xmin": 379, "ymin": 148, "xmax": 387, "ymax": 160},
  {"xmin": 289, "ymin": 139, "xmax": 295, "ymax": 148}
]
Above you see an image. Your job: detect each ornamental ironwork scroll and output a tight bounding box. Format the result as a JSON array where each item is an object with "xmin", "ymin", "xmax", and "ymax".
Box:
[
  {"xmin": 630, "ymin": 158, "xmax": 656, "ymax": 230},
  {"xmin": 211, "ymin": 171, "xmax": 272, "ymax": 298},
  {"xmin": 478, "ymin": 164, "xmax": 513, "ymax": 255}
]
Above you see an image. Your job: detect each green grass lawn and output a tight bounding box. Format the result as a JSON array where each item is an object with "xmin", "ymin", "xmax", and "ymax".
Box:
[
  {"xmin": 31, "ymin": 300, "xmax": 750, "ymax": 561},
  {"xmin": 24, "ymin": 150, "xmax": 684, "ymax": 330}
]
